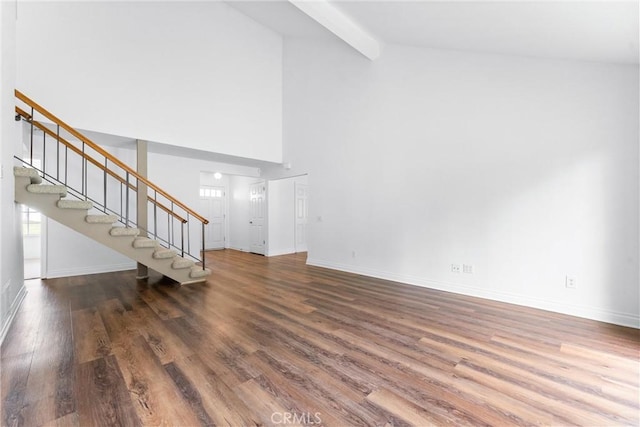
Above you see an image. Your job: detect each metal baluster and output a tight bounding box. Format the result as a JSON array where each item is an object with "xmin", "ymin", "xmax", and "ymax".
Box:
[
  {"xmin": 171, "ymin": 202, "xmax": 175, "ymax": 244},
  {"xmin": 56, "ymin": 125, "xmax": 60, "ymax": 180},
  {"xmin": 103, "ymin": 159, "xmax": 108, "ymax": 212},
  {"xmin": 125, "ymin": 172, "xmax": 130, "ymax": 227},
  {"xmin": 181, "ymin": 222, "xmax": 185, "ymax": 257},
  {"xmin": 187, "ymin": 215, "xmax": 191, "ymax": 257},
  {"xmin": 167, "ymin": 202, "xmax": 173, "ymax": 247},
  {"xmin": 82, "ymin": 142, "xmax": 86, "ymax": 199},
  {"xmin": 153, "ymin": 190, "xmax": 157, "ymax": 239},
  {"xmin": 29, "ymin": 107, "xmax": 34, "ymax": 165},
  {"xmin": 202, "ymin": 222, "xmax": 206, "ymax": 270},
  {"xmin": 120, "ymin": 182, "xmax": 123, "ymax": 222},
  {"xmin": 64, "ymin": 146, "xmax": 68, "ymax": 186},
  {"xmin": 42, "ymin": 131, "xmax": 46, "ymax": 175},
  {"xmin": 85, "ymin": 156, "xmax": 88, "ymax": 199}
]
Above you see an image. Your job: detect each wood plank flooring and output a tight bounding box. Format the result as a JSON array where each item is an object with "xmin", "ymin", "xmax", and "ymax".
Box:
[{"xmin": 2, "ymin": 250, "xmax": 638, "ymax": 426}]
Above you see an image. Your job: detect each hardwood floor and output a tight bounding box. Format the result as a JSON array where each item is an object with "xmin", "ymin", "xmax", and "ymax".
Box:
[{"xmin": 2, "ymin": 250, "xmax": 638, "ymax": 426}]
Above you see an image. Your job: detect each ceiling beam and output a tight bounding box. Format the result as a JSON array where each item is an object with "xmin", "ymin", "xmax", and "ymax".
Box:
[{"xmin": 287, "ymin": 0, "xmax": 381, "ymax": 60}]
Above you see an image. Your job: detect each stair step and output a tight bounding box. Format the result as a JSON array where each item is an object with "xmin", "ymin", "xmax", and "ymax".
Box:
[
  {"xmin": 13, "ymin": 167, "xmax": 42, "ymax": 184},
  {"xmin": 109, "ymin": 227, "xmax": 140, "ymax": 237},
  {"xmin": 132, "ymin": 237, "xmax": 159, "ymax": 249},
  {"xmin": 190, "ymin": 266, "xmax": 211, "ymax": 279},
  {"xmin": 27, "ymin": 183, "xmax": 67, "ymax": 196},
  {"xmin": 86, "ymin": 214, "xmax": 118, "ymax": 224},
  {"xmin": 153, "ymin": 248, "xmax": 177, "ymax": 259},
  {"xmin": 172, "ymin": 258, "xmax": 195, "ymax": 270},
  {"xmin": 58, "ymin": 199, "xmax": 93, "ymax": 210}
]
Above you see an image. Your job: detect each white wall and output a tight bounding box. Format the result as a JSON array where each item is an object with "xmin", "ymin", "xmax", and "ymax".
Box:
[
  {"xmin": 267, "ymin": 175, "xmax": 308, "ymax": 257},
  {"xmin": 268, "ymin": 178, "xmax": 295, "ymax": 256},
  {"xmin": 45, "ymin": 220, "xmax": 136, "ymax": 278},
  {"xmin": 23, "ymin": 235, "xmax": 40, "ymax": 260},
  {"xmin": 0, "ymin": 0, "xmax": 26, "ymax": 342},
  {"xmin": 228, "ymin": 175, "xmax": 256, "ymax": 252},
  {"xmin": 278, "ymin": 39, "xmax": 640, "ymax": 327},
  {"xmin": 17, "ymin": 1, "xmax": 283, "ymax": 163}
]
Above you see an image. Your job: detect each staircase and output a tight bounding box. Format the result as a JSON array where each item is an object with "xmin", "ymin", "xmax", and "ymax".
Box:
[{"xmin": 14, "ymin": 90, "xmax": 211, "ymax": 285}]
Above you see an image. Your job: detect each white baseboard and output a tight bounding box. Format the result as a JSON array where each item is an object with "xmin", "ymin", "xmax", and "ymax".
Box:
[
  {"xmin": 307, "ymin": 257, "xmax": 640, "ymax": 329},
  {"xmin": 267, "ymin": 247, "xmax": 296, "ymax": 257},
  {"xmin": 45, "ymin": 262, "xmax": 137, "ymax": 279},
  {"xmin": 0, "ymin": 285, "xmax": 27, "ymax": 346}
]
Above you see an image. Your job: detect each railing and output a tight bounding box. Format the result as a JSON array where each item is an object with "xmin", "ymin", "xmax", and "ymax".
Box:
[{"xmin": 14, "ymin": 89, "xmax": 208, "ymax": 270}]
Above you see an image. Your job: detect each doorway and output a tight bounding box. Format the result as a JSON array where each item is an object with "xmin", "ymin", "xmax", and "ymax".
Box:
[
  {"xmin": 22, "ymin": 204, "xmax": 42, "ymax": 279},
  {"xmin": 249, "ymin": 181, "xmax": 266, "ymax": 255},
  {"xmin": 199, "ymin": 185, "xmax": 226, "ymax": 250},
  {"xmin": 294, "ymin": 181, "xmax": 308, "ymax": 253},
  {"xmin": 263, "ymin": 175, "xmax": 308, "ymax": 257},
  {"xmin": 20, "ymin": 157, "xmax": 43, "ymax": 279}
]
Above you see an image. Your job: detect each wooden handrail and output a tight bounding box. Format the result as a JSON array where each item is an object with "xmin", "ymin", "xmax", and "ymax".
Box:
[
  {"xmin": 17, "ymin": 106, "xmax": 125, "ymax": 183},
  {"xmin": 16, "ymin": 106, "xmax": 188, "ymax": 223},
  {"xmin": 147, "ymin": 197, "xmax": 187, "ymax": 224},
  {"xmin": 15, "ymin": 90, "xmax": 208, "ymax": 224},
  {"xmin": 16, "ymin": 106, "xmax": 32, "ymax": 120}
]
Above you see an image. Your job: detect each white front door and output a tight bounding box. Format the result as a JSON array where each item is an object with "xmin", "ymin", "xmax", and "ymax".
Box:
[
  {"xmin": 200, "ymin": 185, "xmax": 226, "ymax": 250},
  {"xmin": 294, "ymin": 182, "xmax": 308, "ymax": 253},
  {"xmin": 249, "ymin": 182, "xmax": 266, "ymax": 255}
]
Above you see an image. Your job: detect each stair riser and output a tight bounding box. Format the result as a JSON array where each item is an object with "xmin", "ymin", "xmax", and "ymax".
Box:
[
  {"xmin": 27, "ymin": 184, "xmax": 67, "ymax": 196},
  {"xmin": 86, "ymin": 215, "xmax": 118, "ymax": 224},
  {"xmin": 190, "ymin": 267, "xmax": 211, "ymax": 279},
  {"xmin": 59, "ymin": 200, "xmax": 93, "ymax": 210},
  {"xmin": 110, "ymin": 228, "xmax": 140, "ymax": 237},
  {"xmin": 172, "ymin": 260, "xmax": 194, "ymax": 270},
  {"xmin": 133, "ymin": 244, "xmax": 158, "ymax": 249},
  {"xmin": 133, "ymin": 238, "xmax": 159, "ymax": 249},
  {"xmin": 153, "ymin": 252, "xmax": 176, "ymax": 260}
]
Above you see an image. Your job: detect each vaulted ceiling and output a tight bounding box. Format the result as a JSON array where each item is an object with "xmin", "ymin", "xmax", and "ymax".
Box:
[{"xmin": 228, "ymin": 0, "xmax": 639, "ymax": 64}]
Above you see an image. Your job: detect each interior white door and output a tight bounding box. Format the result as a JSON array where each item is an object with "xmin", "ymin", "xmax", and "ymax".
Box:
[
  {"xmin": 199, "ymin": 185, "xmax": 226, "ymax": 250},
  {"xmin": 249, "ymin": 182, "xmax": 266, "ymax": 255},
  {"xmin": 294, "ymin": 182, "xmax": 308, "ymax": 253}
]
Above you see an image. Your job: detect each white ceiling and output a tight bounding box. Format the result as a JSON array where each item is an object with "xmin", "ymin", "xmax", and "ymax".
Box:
[
  {"xmin": 228, "ymin": 0, "xmax": 336, "ymax": 38},
  {"xmin": 227, "ymin": 0, "xmax": 639, "ymax": 64}
]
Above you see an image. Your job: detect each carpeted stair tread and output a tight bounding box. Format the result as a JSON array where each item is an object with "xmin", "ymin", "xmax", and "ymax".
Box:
[
  {"xmin": 27, "ymin": 184, "xmax": 67, "ymax": 196},
  {"xmin": 190, "ymin": 267, "xmax": 211, "ymax": 279},
  {"xmin": 14, "ymin": 167, "xmax": 42, "ymax": 184},
  {"xmin": 132, "ymin": 237, "xmax": 159, "ymax": 248},
  {"xmin": 109, "ymin": 227, "xmax": 140, "ymax": 237},
  {"xmin": 86, "ymin": 214, "xmax": 118, "ymax": 224},
  {"xmin": 172, "ymin": 258, "xmax": 195, "ymax": 269},
  {"xmin": 57, "ymin": 199, "xmax": 93, "ymax": 210},
  {"xmin": 153, "ymin": 248, "xmax": 177, "ymax": 259}
]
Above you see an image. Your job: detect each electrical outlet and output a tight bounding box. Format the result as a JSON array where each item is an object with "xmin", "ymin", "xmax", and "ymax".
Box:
[
  {"xmin": 451, "ymin": 264, "xmax": 461, "ymax": 273},
  {"xmin": 463, "ymin": 264, "xmax": 474, "ymax": 274},
  {"xmin": 565, "ymin": 276, "xmax": 576, "ymax": 289}
]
